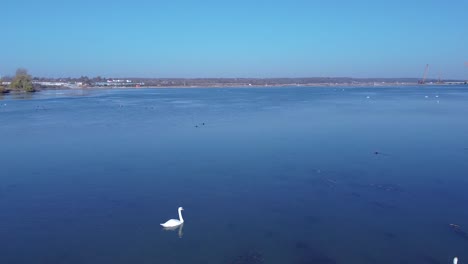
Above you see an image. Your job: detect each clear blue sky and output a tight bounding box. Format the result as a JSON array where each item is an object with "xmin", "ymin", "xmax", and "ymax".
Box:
[{"xmin": 2, "ymin": 0, "xmax": 468, "ymax": 79}]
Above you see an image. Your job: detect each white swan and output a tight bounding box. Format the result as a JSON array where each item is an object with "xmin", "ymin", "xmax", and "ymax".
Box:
[
  {"xmin": 161, "ymin": 207, "xmax": 184, "ymax": 228},
  {"xmin": 454, "ymin": 257, "xmax": 458, "ymax": 264}
]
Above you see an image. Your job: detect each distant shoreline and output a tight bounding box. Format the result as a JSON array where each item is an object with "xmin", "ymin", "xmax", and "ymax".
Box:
[
  {"xmin": 3, "ymin": 82, "xmax": 466, "ymax": 93},
  {"xmin": 4, "ymin": 77, "xmax": 465, "ymax": 90},
  {"xmin": 79, "ymin": 82, "xmax": 467, "ymax": 89}
]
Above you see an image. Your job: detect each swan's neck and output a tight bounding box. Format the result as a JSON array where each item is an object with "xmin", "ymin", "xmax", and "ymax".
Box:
[{"xmin": 178, "ymin": 209, "xmax": 184, "ymax": 223}]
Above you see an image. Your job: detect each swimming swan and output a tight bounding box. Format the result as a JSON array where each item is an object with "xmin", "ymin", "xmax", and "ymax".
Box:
[{"xmin": 161, "ymin": 207, "xmax": 184, "ymax": 228}]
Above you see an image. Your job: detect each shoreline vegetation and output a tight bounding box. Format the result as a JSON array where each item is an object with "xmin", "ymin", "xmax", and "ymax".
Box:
[{"xmin": 1, "ymin": 68, "xmax": 35, "ymax": 94}]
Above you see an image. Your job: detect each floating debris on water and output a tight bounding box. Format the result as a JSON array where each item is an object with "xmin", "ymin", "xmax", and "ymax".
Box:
[
  {"xmin": 449, "ymin": 224, "xmax": 468, "ymax": 240},
  {"xmin": 374, "ymin": 151, "xmax": 390, "ymax": 156},
  {"xmin": 369, "ymin": 183, "xmax": 403, "ymax": 192},
  {"xmin": 35, "ymin": 105, "xmax": 48, "ymax": 111},
  {"xmin": 305, "ymin": 176, "xmax": 340, "ymax": 189},
  {"xmin": 321, "ymin": 177, "xmax": 339, "ymax": 188}
]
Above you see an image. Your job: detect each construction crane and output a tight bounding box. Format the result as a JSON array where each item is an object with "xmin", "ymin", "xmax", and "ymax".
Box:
[{"xmin": 418, "ymin": 64, "xmax": 429, "ymax": 84}]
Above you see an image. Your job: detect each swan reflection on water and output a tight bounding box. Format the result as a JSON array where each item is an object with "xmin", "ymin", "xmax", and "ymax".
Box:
[{"xmin": 162, "ymin": 223, "xmax": 184, "ymax": 238}]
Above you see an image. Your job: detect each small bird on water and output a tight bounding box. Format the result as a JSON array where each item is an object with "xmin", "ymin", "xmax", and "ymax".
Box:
[{"xmin": 374, "ymin": 151, "xmax": 390, "ymax": 156}]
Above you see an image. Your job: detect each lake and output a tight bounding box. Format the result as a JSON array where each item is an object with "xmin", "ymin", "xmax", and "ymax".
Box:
[{"xmin": 1, "ymin": 86, "xmax": 467, "ymax": 264}]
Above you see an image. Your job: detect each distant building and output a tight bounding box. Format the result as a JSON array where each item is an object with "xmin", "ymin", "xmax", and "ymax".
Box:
[
  {"xmin": 33, "ymin": 81, "xmax": 67, "ymax": 87},
  {"xmin": 445, "ymin": 81, "xmax": 466, "ymax": 85},
  {"xmin": 106, "ymin": 79, "xmax": 133, "ymax": 84},
  {"xmin": 95, "ymin": 80, "xmax": 144, "ymax": 87}
]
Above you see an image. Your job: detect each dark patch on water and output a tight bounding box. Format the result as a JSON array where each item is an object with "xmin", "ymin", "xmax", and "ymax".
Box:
[
  {"xmin": 422, "ymin": 256, "xmax": 442, "ymax": 264},
  {"xmin": 383, "ymin": 231, "xmax": 397, "ymax": 239},
  {"xmin": 0, "ymin": 183, "xmax": 22, "ymax": 198},
  {"xmin": 6, "ymin": 183, "xmax": 20, "ymax": 189},
  {"xmin": 108, "ymin": 198, "xmax": 125, "ymax": 207},
  {"xmin": 296, "ymin": 248, "xmax": 337, "ymax": 264},
  {"xmin": 228, "ymin": 250, "xmax": 264, "ymax": 264},
  {"xmin": 263, "ymin": 230, "xmax": 275, "ymax": 238},
  {"xmin": 105, "ymin": 212, "xmax": 114, "ymax": 218},
  {"xmin": 371, "ymin": 201, "xmax": 397, "ymax": 210},
  {"xmin": 361, "ymin": 254, "xmax": 378, "ymax": 264},
  {"xmin": 40, "ymin": 251, "xmax": 85, "ymax": 264},
  {"xmin": 60, "ymin": 217, "xmax": 77, "ymax": 224},
  {"xmin": 295, "ymin": 241, "xmax": 310, "ymax": 250},
  {"xmin": 303, "ymin": 215, "xmax": 320, "ymax": 223},
  {"xmin": 429, "ymin": 187, "xmax": 466, "ymax": 204}
]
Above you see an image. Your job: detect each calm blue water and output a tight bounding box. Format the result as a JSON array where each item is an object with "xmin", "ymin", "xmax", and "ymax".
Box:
[{"xmin": 1, "ymin": 87, "xmax": 467, "ymax": 264}]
